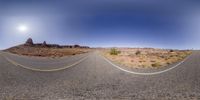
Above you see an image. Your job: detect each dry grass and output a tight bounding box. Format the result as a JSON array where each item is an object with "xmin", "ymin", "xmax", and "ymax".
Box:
[
  {"xmin": 5, "ymin": 45, "xmax": 92, "ymax": 57},
  {"xmin": 101, "ymin": 48, "xmax": 192, "ymax": 68}
]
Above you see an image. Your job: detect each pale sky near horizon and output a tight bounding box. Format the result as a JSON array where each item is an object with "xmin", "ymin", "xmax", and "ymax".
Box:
[{"xmin": 0, "ymin": 0, "xmax": 200, "ymax": 50}]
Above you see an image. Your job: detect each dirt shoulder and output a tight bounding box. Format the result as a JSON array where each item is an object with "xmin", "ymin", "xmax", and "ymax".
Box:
[{"xmin": 100, "ymin": 48, "xmax": 192, "ymax": 69}]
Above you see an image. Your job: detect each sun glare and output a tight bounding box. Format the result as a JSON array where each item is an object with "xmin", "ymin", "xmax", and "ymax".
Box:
[{"xmin": 18, "ymin": 25, "xmax": 28, "ymax": 33}]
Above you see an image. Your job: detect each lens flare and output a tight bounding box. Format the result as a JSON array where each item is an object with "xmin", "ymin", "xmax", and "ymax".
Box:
[{"xmin": 18, "ymin": 25, "xmax": 28, "ymax": 32}]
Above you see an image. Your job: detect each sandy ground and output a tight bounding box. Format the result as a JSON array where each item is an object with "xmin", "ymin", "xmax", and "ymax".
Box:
[
  {"xmin": 101, "ymin": 48, "xmax": 192, "ymax": 68},
  {"xmin": 5, "ymin": 45, "xmax": 92, "ymax": 58}
]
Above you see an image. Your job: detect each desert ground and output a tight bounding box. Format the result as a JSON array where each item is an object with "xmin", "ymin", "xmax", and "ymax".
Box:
[
  {"xmin": 5, "ymin": 45, "xmax": 92, "ymax": 58},
  {"xmin": 4, "ymin": 38, "xmax": 92, "ymax": 58},
  {"xmin": 101, "ymin": 48, "xmax": 192, "ymax": 68}
]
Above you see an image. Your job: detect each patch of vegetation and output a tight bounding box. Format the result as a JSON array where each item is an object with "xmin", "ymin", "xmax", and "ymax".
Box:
[
  {"xmin": 135, "ymin": 50, "xmax": 141, "ymax": 55},
  {"xmin": 159, "ymin": 55, "xmax": 165, "ymax": 58},
  {"xmin": 151, "ymin": 62, "xmax": 161, "ymax": 67},
  {"xmin": 150, "ymin": 60, "xmax": 156, "ymax": 62},
  {"xmin": 169, "ymin": 49, "xmax": 174, "ymax": 52},
  {"xmin": 166, "ymin": 62, "xmax": 171, "ymax": 65},
  {"xmin": 110, "ymin": 48, "xmax": 121, "ymax": 55}
]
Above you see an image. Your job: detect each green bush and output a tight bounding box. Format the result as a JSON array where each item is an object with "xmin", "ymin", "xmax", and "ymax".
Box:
[{"xmin": 110, "ymin": 48, "xmax": 121, "ymax": 55}]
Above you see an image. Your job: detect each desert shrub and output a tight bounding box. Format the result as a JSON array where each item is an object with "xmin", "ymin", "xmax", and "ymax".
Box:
[
  {"xmin": 169, "ymin": 49, "xmax": 174, "ymax": 52},
  {"xmin": 110, "ymin": 48, "xmax": 121, "ymax": 55},
  {"xmin": 159, "ymin": 55, "xmax": 165, "ymax": 58},
  {"xmin": 139, "ymin": 60, "xmax": 143, "ymax": 63},
  {"xmin": 135, "ymin": 50, "xmax": 141, "ymax": 55},
  {"xmin": 151, "ymin": 62, "xmax": 161, "ymax": 67},
  {"xmin": 150, "ymin": 60, "xmax": 156, "ymax": 62},
  {"xmin": 170, "ymin": 55, "xmax": 174, "ymax": 57},
  {"xmin": 167, "ymin": 62, "xmax": 171, "ymax": 65}
]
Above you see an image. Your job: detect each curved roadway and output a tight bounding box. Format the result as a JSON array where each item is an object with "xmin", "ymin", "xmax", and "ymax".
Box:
[{"xmin": 0, "ymin": 51, "xmax": 200, "ymax": 99}]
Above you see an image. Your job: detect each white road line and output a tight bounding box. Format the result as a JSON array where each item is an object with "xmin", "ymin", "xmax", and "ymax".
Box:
[
  {"xmin": 101, "ymin": 54, "xmax": 191, "ymax": 75},
  {"xmin": 3, "ymin": 54, "xmax": 89, "ymax": 72}
]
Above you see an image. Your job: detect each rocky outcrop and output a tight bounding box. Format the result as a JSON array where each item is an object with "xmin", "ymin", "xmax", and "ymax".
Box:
[
  {"xmin": 24, "ymin": 38, "xmax": 34, "ymax": 46},
  {"xmin": 42, "ymin": 41, "xmax": 47, "ymax": 47},
  {"xmin": 24, "ymin": 38, "xmax": 89, "ymax": 48},
  {"xmin": 74, "ymin": 44, "xmax": 80, "ymax": 48}
]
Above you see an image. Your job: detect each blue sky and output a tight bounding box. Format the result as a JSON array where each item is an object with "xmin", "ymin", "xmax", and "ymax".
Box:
[{"xmin": 0, "ymin": 0, "xmax": 200, "ymax": 49}]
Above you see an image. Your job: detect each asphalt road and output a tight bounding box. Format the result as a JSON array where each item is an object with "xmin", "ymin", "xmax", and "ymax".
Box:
[{"xmin": 0, "ymin": 51, "xmax": 200, "ymax": 100}]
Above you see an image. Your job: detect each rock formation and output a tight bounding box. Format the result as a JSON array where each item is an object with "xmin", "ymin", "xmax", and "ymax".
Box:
[
  {"xmin": 42, "ymin": 41, "xmax": 47, "ymax": 47},
  {"xmin": 25, "ymin": 38, "xmax": 34, "ymax": 46},
  {"xmin": 74, "ymin": 44, "xmax": 80, "ymax": 48},
  {"xmin": 23, "ymin": 38, "xmax": 89, "ymax": 48}
]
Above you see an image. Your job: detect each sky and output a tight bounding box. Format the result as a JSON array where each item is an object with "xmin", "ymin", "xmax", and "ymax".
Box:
[{"xmin": 0, "ymin": 0, "xmax": 200, "ymax": 49}]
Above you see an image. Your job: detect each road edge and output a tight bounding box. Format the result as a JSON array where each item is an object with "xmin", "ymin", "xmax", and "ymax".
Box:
[{"xmin": 2, "ymin": 53, "xmax": 89, "ymax": 72}]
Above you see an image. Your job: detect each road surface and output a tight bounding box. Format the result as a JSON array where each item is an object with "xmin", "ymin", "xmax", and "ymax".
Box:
[{"xmin": 0, "ymin": 51, "xmax": 200, "ymax": 100}]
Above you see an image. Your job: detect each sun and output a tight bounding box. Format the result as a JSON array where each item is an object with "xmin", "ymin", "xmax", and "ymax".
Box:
[{"xmin": 18, "ymin": 25, "xmax": 28, "ymax": 32}]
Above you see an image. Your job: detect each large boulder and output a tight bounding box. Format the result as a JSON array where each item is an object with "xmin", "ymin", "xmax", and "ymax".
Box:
[{"xmin": 25, "ymin": 38, "xmax": 34, "ymax": 46}]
